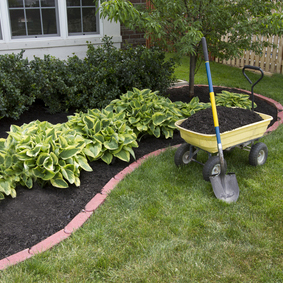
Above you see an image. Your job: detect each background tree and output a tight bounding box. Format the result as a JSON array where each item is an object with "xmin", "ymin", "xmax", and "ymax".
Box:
[{"xmin": 98, "ymin": 0, "xmax": 283, "ymax": 97}]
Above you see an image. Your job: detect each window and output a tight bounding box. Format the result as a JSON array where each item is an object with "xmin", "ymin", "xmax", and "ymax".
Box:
[
  {"xmin": 8, "ymin": 0, "xmax": 59, "ymax": 38},
  {"xmin": 67, "ymin": 0, "xmax": 98, "ymax": 35}
]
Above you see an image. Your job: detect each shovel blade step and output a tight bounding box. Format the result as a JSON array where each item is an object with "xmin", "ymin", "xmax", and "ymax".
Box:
[{"xmin": 210, "ymin": 173, "xmax": 239, "ymax": 203}]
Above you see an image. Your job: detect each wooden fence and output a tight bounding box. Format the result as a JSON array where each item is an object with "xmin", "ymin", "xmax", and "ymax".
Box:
[{"xmin": 215, "ymin": 35, "xmax": 283, "ymax": 74}]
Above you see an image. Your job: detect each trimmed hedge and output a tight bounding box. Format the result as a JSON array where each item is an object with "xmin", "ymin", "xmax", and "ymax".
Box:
[{"xmin": 0, "ymin": 36, "xmax": 176, "ymax": 118}]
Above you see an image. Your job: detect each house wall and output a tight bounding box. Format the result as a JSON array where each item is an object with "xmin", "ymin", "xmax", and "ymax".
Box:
[
  {"xmin": 121, "ymin": 0, "xmax": 146, "ymax": 48},
  {"xmin": 0, "ymin": 1, "xmax": 122, "ymax": 60}
]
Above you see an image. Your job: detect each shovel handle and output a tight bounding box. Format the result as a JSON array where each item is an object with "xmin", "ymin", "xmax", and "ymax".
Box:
[
  {"xmin": 201, "ymin": 38, "xmax": 213, "ymax": 93},
  {"xmin": 201, "ymin": 38, "xmax": 220, "ymax": 141},
  {"xmin": 202, "ymin": 37, "xmax": 225, "ymax": 172},
  {"xmin": 202, "ymin": 37, "xmax": 209, "ymax": 61}
]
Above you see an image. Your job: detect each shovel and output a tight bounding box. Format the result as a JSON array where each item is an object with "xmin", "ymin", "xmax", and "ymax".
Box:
[{"xmin": 201, "ymin": 37, "xmax": 239, "ymax": 203}]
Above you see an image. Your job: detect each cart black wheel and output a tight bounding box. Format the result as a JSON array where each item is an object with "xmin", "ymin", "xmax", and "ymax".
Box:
[
  {"xmin": 249, "ymin": 142, "xmax": 268, "ymax": 166},
  {"xmin": 174, "ymin": 143, "xmax": 197, "ymax": 166},
  {"xmin": 202, "ymin": 156, "xmax": 227, "ymax": 182}
]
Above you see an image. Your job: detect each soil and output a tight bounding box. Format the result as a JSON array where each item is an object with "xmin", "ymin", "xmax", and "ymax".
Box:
[
  {"xmin": 0, "ymin": 85, "xmax": 278, "ymax": 260},
  {"xmin": 180, "ymin": 106, "xmax": 263, "ymax": 134}
]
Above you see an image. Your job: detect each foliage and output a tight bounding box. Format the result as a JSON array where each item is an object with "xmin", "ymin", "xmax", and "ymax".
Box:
[
  {"xmin": 67, "ymin": 108, "xmax": 138, "ymax": 165},
  {"xmin": 79, "ymin": 36, "xmax": 175, "ymax": 109},
  {"xmin": 29, "ymin": 55, "xmax": 73, "ymax": 114},
  {"xmin": 106, "ymin": 88, "xmax": 210, "ymax": 139},
  {"xmin": 0, "ymin": 105, "xmax": 140, "ymax": 199},
  {"xmin": 99, "ymin": 0, "xmax": 283, "ymax": 95},
  {"xmin": 113, "ymin": 44, "xmax": 176, "ymax": 95},
  {"xmin": 31, "ymin": 36, "xmax": 175, "ymax": 113},
  {"xmin": 0, "ymin": 121, "xmax": 94, "ymax": 199},
  {"xmin": 215, "ymin": 91, "xmax": 257, "ymax": 110},
  {"xmin": 0, "ymin": 37, "xmax": 175, "ymax": 117},
  {"xmin": 0, "ymin": 51, "xmax": 35, "ymax": 119},
  {"xmin": 65, "ymin": 40, "xmax": 122, "ymax": 111}
]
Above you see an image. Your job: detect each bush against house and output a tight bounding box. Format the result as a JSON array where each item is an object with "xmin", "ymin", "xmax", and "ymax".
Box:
[{"xmin": 0, "ymin": 36, "xmax": 176, "ymax": 119}]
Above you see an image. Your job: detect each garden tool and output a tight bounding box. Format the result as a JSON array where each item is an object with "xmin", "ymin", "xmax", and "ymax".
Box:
[
  {"xmin": 201, "ymin": 37, "xmax": 239, "ymax": 203},
  {"xmin": 242, "ymin": 65, "xmax": 264, "ymax": 111}
]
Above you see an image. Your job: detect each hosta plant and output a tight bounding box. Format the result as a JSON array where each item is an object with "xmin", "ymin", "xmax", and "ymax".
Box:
[
  {"xmin": 0, "ymin": 121, "xmax": 94, "ymax": 199},
  {"xmin": 106, "ymin": 88, "xmax": 210, "ymax": 139},
  {"xmin": 0, "ymin": 137, "xmax": 18, "ymax": 200},
  {"xmin": 67, "ymin": 108, "xmax": 138, "ymax": 165},
  {"xmin": 215, "ymin": 91, "xmax": 257, "ymax": 110}
]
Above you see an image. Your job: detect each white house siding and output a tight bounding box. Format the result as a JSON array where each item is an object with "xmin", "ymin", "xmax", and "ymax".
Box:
[{"xmin": 0, "ymin": 1, "xmax": 121, "ymax": 60}]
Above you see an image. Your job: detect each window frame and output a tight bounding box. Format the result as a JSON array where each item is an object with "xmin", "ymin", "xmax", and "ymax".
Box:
[
  {"xmin": 66, "ymin": 0, "xmax": 99, "ymax": 36},
  {"xmin": 8, "ymin": 0, "xmax": 60, "ymax": 39},
  {"xmin": 0, "ymin": 21, "xmax": 2, "ymax": 40}
]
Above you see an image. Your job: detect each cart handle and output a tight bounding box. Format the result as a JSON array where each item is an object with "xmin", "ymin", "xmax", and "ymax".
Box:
[{"xmin": 242, "ymin": 65, "xmax": 264, "ymax": 111}]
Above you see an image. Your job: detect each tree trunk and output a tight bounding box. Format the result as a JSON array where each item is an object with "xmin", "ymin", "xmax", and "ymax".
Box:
[{"xmin": 189, "ymin": 53, "xmax": 196, "ymax": 97}]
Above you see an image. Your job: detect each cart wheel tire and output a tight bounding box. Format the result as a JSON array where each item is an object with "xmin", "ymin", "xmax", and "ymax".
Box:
[
  {"xmin": 174, "ymin": 143, "xmax": 197, "ymax": 166},
  {"xmin": 249, "ymin": 142, "xmax": 268, "ymax": 166},
  {"xmin": 202, "ymin": 156, "xmax": 227, "ymax": 182}
]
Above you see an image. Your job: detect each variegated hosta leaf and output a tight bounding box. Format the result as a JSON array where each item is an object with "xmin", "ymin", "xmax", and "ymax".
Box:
[
  {"xmin": 114, "ymin": 149, "xmax": 130, "ymax": 162},
  {"xmin": 75, "ymin": 155, "xmax": 93, "ymax": 172},
  {"xmin": 101, "ymin": 151, "xmax": 113, "ymax": 165},
  {"xmin": 59, "ymin": 146, "xmax": 82, "ymax": 159},
  {"xmin": 83, "ymin": 143, "xmax": 103, "ymax": 159},
  {"xmin": 61, "ymin": 167, "xmax": 76, "ymax": 184},
  {"xmin": 104, "ymin": 138, "xmax": 119, "ymax": 150},
  {"xmin": 50, "ymin": 173, "xmax": 69, "ymax": 188}
]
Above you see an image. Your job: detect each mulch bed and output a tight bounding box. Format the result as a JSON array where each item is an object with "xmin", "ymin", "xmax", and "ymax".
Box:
[{"xmin": 0, "ymin": 85, "xmax": 277, "ymax": 260}]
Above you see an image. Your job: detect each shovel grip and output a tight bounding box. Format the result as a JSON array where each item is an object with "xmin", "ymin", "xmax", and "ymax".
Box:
[{"xmin": 202, "ymin": 37, "xmax": 209, "ymax": 62}]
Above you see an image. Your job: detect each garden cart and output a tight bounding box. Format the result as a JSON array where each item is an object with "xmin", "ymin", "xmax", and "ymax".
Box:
[{"xmin": 174, "ymin": 37, "xmax": 273, "ymax": 202}]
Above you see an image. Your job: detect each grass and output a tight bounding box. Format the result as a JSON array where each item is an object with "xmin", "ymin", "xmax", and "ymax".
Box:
[{"xmin": 1, "ymin": 57, "xmax": 283, "ymax": 282}]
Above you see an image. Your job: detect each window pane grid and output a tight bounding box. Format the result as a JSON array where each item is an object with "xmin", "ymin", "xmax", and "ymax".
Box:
[
  {"xmin": 8, "ymin": 0, "xmax": 58, "ymax": 38},
  {"xmin": 67, "ymin": 0, "xmax": 97, "ymax": 35}
]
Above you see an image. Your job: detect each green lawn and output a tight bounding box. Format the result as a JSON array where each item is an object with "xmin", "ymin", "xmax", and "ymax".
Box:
[{"xmin": 1, "ymin": 57, "xmax": 283, "ymax": 283}]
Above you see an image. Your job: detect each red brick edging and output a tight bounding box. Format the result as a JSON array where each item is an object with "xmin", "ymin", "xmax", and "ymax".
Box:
[{"xmin": 0, "ymin": 86, "xmax": 282, "ymax": 270}]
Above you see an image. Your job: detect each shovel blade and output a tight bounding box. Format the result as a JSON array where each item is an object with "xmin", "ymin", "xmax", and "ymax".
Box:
[{"xmin": 209, "ymin": 173, "xmax": 239, "ymax": 203}]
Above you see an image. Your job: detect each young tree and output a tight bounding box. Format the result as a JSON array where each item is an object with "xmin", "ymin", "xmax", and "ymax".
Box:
[{"xmin": 98, "ymin": 0, "xmax": 283, "ymax": 96}]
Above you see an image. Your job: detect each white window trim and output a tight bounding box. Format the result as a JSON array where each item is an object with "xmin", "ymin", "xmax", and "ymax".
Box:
[{"xmin": 0, "ymin": 1, "xmax": 122, "ymax": 59}]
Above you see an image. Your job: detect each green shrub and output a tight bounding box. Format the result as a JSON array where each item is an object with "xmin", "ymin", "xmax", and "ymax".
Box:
[
  {"xmin": 61, "ymin": 36, "xmax": 175, "ymax": 112},
  {"xmin": 0, "ymin": 37, "xmax": 176, "ymax": 117},
  {"xmin": 83, "ymin": 36, "xmax": 175, "ymax": 105},
  {"xmin": 66, "ymin": 48, "xmax": 121, "ymax": 111},
  {"xmin": 113, "ymin": 44, "xmax": 176, "ymax": 95},
  {"xmin": 0, "ymin": 51, "xmax": 35, "ymax": 119},
  {"xmin": 29, "ymin": 55, "xmax": 74, "ymax": 113}
]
